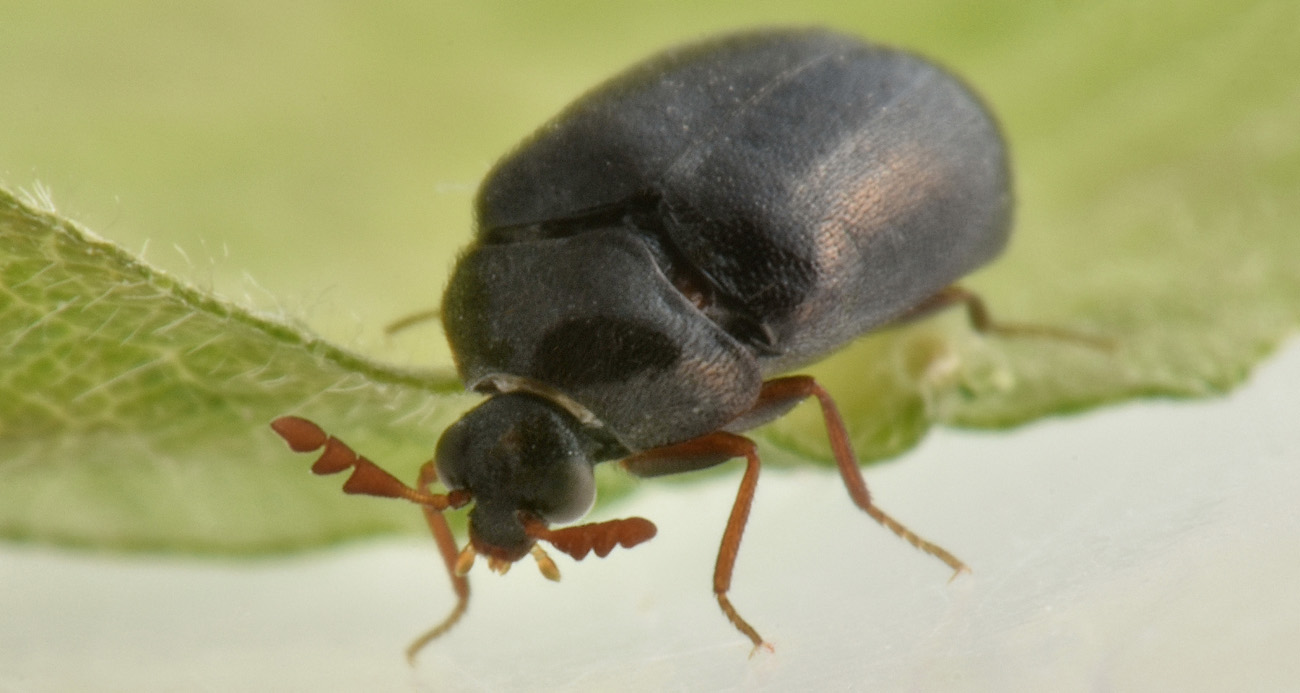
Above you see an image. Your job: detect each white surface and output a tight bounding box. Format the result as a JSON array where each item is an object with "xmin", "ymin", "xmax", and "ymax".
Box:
[{"xmin": 2, "ymin": 339, "xmax": 1298, "ymax": 692}]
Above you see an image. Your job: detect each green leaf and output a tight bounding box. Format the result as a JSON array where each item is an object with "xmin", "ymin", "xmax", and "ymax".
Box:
[
  {"xmin": 772, "ymin": 0, "xmax": 1300, "ymax": 460},
  {"xmin": 0, "ymin": 188, "xmax": 468, "ymax": 551},
  {"xmin": 2, "ymin": 1, "xmax": 1297, "ymax": 555}
]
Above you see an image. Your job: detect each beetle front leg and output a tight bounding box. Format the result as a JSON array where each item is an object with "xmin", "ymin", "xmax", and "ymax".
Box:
[
  {"xmin": 624, "ymin": 432, "xmax": 773, "ymax": 654},
  {"xmin": 269, "ymin": 416, "xmax": 474, "ymax": 663},
  {"xmin": 404, "ymin": 459, "xmax": 472, "ymax": 663}
]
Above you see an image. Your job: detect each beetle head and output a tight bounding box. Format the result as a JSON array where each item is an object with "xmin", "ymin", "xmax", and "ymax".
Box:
[
  {"xmin": 436, "ymin": 393, "xmax": 596, "ymax": 561},
  {"xmin": 435, "ymin": 393, "xmax": 656, "ymax": 576}
]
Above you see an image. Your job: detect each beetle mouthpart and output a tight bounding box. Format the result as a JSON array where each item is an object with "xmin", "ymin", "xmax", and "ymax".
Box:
[
  {"xmin": 487, "ymin": 556, "xmax": 512, "ymax": 575},
  {"xmin": 454, "ymin": 542, "xmax": 477, "ymax": 576},
  {"xmin": 531, "ymin": 545, "xmax": 562, "ymax": 581}
]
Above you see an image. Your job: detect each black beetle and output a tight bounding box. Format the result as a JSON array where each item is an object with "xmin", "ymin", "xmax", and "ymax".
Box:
[{"xmin": 274, "ymin": 26, "xmax": 1052, "ymax": 659}]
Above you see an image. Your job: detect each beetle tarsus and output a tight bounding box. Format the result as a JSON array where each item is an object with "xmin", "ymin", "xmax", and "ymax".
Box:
[
  {"xmin": 707, "ymin": 434, "xmax": 764, "ymax": 651},
  {"xmin": 405, "ymin": 594, "xmax": 468, "ymax": 665},
  {"xmin": 717, "ymin": 592, "xmax": 771, "ymax": 654},
  {"xmin": 782, "ymin": 376, "xmax": 971, "ymax": 574},
  {"xmin": 860, "ymin": 501, "xmax": 969, "ymax": 575},
  {"xmin": 624, "ymin": 431, "xmax": 771, "ymax": 651}
]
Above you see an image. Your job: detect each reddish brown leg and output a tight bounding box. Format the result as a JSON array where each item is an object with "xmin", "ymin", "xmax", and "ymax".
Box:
[
  {"xmin": 405, "ymin": 460, "xmax": 471, "ymax": 663},
  {"xmin": 269, "ymin": 417, "xmax": 473, "ymax": 662},
  {"xmin": 757, "ymin": 377, "xmax": 968, "ymax": 576},
  {"xmin": 895, "ymin": 285, "xmax": 1114, "ymax": 349},
  {"xmin": 624, "ymin": 432, "xmax": 772, "ymax": 653}
]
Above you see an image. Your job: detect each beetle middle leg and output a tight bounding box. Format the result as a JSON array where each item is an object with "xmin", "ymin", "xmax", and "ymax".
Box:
[
  {"xmin": 897, "ymin": 285, "xmax": 1113, "ymax": 348},
  {"xmin": 622, "ymin": 377, "xmax": 965, "ymax": 652},
  {"xmin": 754, "ymin": 377, "xmax": 968, "ymax": 575}
]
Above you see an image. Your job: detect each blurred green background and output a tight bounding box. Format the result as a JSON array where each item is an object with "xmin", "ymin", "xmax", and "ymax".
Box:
[{"xmin": 4, "ymin": 1, "xmax": 1290, "ymax": 369}]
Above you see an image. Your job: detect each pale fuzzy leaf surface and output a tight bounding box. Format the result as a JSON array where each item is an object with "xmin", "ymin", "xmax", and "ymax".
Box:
[
  {"xmin": 1, "ymin": 1, "xmax": 1298, "ymax": 555},
  {"xmin": 0, "ymin": 190, "xmax": 468, "ymax": 551}
]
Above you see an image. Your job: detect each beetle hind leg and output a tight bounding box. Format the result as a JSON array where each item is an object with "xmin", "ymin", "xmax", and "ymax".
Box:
[{"xmin": 897, "ymin": 285, "xmax": 1114, "ymax": 350}]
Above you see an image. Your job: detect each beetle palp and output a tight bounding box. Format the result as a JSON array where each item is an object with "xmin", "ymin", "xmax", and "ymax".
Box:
[
  {"xmin": 454, "ymin": 542, "xmax": 477, "ymax": 577},
  {"xmin": 531, "ymin": 544, "xmax": 562, "ymax": 581}
]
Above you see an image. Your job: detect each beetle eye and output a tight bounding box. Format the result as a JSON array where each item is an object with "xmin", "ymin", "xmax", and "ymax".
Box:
[{"xmin": 533, "ymin": 455, "xmax": 596, "ymax": 524}]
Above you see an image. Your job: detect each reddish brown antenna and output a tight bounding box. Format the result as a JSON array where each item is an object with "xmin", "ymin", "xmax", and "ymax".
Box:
[
  {"xmin": 270, "ymin": 416, "xmax": 472, "ymax": 663},
  {"xmin": 270, "ymin": 416, "xmax": 658, "ymax": 662},
  {"xmin": 523, "ymin": 514, "xmax": 658, "ymax": 561}
]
